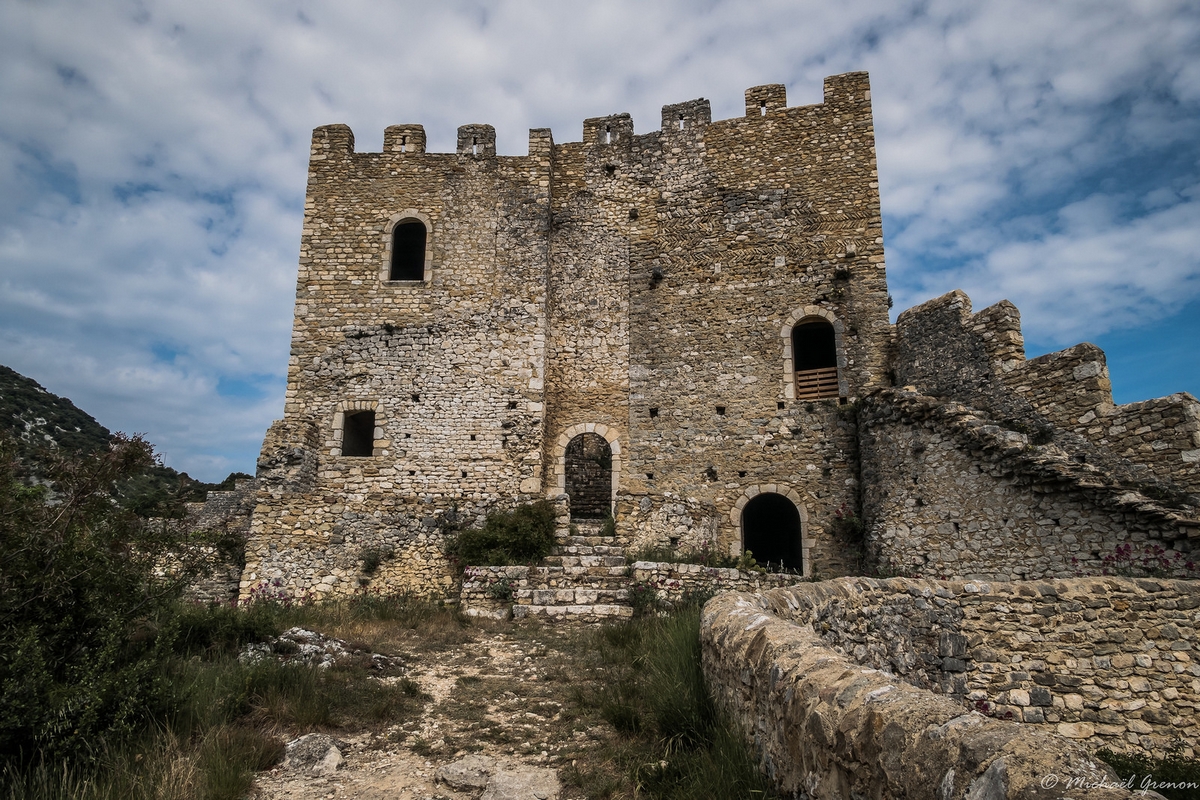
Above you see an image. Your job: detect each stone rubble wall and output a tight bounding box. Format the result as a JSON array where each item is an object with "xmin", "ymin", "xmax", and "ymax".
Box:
[
  {"xmin": 791, "ymin": 577, "xmax": 1200, "ymax": 757},
  {"xmin": 964, "ymin": 294, "xmax": 1200, "ymax": 495},
  {"xmin": 866, "ymin": 289, "xmax": 1199, "ymax": 582},
  {"xmin": 247, "ymin": 72, "xmax": 898, "ymax": 600},
  {"xmin": 702, "ymin": 582, "xmax": 1143, "ymax": 799},
  {"xmin": 459, "ymin": 562, "xmax": 803, "ymax": 621},
  {"xmin": 858, "ymin": 389, "xmax": 1196, "ymax": 581},
  {"xmin": 175, "ymin": 478, "xmax": 257, "ymax": 605}
]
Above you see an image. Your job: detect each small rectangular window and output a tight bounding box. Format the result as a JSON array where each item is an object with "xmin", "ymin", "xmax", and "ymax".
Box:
[{"xmin": 342, "ymin": 410, "xmax": 375, "ymax": 457}]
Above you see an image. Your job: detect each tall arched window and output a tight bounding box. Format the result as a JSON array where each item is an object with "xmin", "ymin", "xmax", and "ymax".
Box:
[
  {"xmin": 389, "ymin": 220, "xmax": 427, "ymax": 281},
  {"xmin": 791, "ymin": 318, "xmax": 839, "ymax": 399}
]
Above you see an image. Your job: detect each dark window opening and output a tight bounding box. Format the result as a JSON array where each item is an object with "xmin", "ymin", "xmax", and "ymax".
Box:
[
  {"xmin": 411, "ymin": 393, "xmax": 420, "ymax": 402},
  {"xmin": 715, "ymin": 405, "xmax": 726, "ymax": 415},
  {"xmin": 461, "ymin": 470, "xmax": 468, "ymax": 478},
  {"xmin": 760, "ymin": 101, "xmax": 767, "ymax": 116},
  {"xmin": 741, "ymin": 492, "xmax": 802, "ymax": 571},
  {"xmin": 792, "ymin": 319, "xmax": 839, "ymax": 400},
  {"xmin": 507, "ymin": 401, "xmax": 518, "ymax": 410},
  {"xmin": 408, "ymin": 470, "xmax": 415, "ymax": 475},
  {"xmin": 649, "ymin": 407, "xmax": 659, "ymax": 418},
  {"xmin": 389, "ymin": 221, "xmax": 426, "ymax": 281},
  {"xmin": 738, "ymin": 471, "xmax": 747, "ymax": 478},
  {"xmin": 646, "ymin": 473, "xmax": 654, "ymax": 480},
  {"xmin": 565, "ymin": 432, "xmax": 612, "ymax": 520},
  {"xmin": 342, "ymin": 410, "xmax": 375, "ymax": 457},
  {"xmin": 470, "ymin": 434, "xmax": 476, "ymax": 441},
  {"xmin": 777, "ymin": 401, "xmax": 785, "ymax": 410}
]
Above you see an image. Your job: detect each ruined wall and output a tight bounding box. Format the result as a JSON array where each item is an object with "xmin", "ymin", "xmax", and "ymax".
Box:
[
  {"xmin": 702, "ymin": 583, "xmax": 1136, "ymax": 799},
  {"xmin": 863, "ymin": 290, "xmax": 1199, "ymax": 583},
  {"xmin": 969, "ymin": 297, "xmax": 1200, "ymax": 495},
  {"xmin": 859, "ymin": 390, "xmax": 1194, "ymax": 580}
]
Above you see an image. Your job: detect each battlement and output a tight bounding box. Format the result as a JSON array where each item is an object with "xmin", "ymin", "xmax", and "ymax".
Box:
[{"xmin": 306, "ymin": 71, "xmax": 875, "ymax": 161}]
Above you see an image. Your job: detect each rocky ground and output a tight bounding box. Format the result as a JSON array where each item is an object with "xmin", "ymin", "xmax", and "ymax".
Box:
[{"xmin": 250, "ymin": 619, "xmax": 621, "ymax": 800}]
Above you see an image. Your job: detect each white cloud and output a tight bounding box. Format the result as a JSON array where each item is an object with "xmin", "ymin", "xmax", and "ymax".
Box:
[{"xmin": 2, "ymin": 0, "xmax": 1198, "ymax": 478}]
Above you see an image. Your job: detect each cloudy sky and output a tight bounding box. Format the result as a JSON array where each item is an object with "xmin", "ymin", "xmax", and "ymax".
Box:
[{"xmin": 2, "ymin": 0, "xmax": 1198, "ymax": 481}]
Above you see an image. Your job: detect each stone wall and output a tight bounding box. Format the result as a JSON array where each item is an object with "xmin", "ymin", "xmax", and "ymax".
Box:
[
  {"xmin": 460, "ymin": 562, "xmax": 803, "ymax": 621},
  {"xmin": 967, "ymin": 295, "xmax": 1200, "ymax": 495},
  {"xmin": 795, "ymin": 577, "xmax": 1200, "ymax": 757},
  {"xmin": 703, "ymin": 582, "xmax": 1139, "ymax": 799},
  {"xmin": 246, "ymin": 72, "xmax": 896, "ymax": 598},
  {"xmin": 862, "ymin": 290, "xmax": 1199, "ymax": 582},
  {"xmin": 859, "ymin": 389, "xmax": 1195, "ymax": 580}
]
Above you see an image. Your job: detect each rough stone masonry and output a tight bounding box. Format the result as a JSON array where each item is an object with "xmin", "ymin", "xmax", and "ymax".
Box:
[{"xmin": 235, "ymin": 71, "xmax": 1197, "ymax": 602}]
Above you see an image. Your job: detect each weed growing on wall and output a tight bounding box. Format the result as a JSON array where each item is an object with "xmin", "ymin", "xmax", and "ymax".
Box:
[{"xmin": 445, "ymin": 500, "xmax": 556, "ymax": 567}]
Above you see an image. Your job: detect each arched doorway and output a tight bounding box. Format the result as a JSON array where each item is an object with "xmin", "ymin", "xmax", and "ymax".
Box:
[
  {"xmin": 741, "ymin": 492, "xmax": 803, "ymax": 572},
  {"xmin": 565, "ymin": 433, "xmax": 612, "ymax": 520}
]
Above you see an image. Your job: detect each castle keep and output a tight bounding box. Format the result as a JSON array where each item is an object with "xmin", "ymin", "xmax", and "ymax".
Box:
[{"xmin": 241, "ymin": 72, "xmax": 1198, "ymax": 603}]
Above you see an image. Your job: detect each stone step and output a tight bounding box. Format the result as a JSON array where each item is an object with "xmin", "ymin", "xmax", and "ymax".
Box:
[
  {"xmin": 519, "ymin": 587, "xmax": 628, "ymax": 605},
  {"xmin": 512, "ymin": 604, "xmax": 633, "ymax": 622},
  {"xmin": 558, "ymin": 535, "xmax": 621, "ymax": 547},
  {"xmin": 549, "ymin": 545, "xmax": 625, "ymax": 558},
  {"xmin": 542, "ymin": 554, "xmax": 627, "ymax": 568},
  {"xmin": 536, "ymin": 564, "xmax": 630, "ymax": 579}
]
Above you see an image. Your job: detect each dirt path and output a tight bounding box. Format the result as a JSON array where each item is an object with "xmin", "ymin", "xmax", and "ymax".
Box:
[{"xmin": 253, "ymin": 624, "xmax": 612, "ymax": 800}]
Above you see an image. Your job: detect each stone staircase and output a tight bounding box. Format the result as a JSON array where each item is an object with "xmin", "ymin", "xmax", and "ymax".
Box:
[
  {"xmin": 515, "ymin": 520, "xmax": 633, "ymax": 621},
  {"xmin": 459, "ymin": 519, "xmax": 805, "ymax": 622},
  {"xmin": 461, "ymin": 520, "xmax": 635, "ymax": 622}
]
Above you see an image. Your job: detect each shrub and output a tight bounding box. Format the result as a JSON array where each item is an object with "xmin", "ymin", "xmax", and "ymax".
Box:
[
  {"xmin": 446, "ymin": 500, "xmax": 556, "ymax": 567},
  {"xmin": 628, "ymin": 581, "xmax": 661, "ymax": 617},
  {"xmin": 0, "ymin": 432, "xmax": 224, "ymax": 765},
  {"xmin": 1096, "ymin": 746, "xmax": 1200, "ymax": 800}
]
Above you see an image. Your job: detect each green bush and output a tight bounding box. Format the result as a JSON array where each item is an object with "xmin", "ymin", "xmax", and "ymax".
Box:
[
  {"xmin": 0, "ymin": 433, "xmax": 224, "ymax": 765},
  {"xmin": 446, "ymin": 501, "xmax": 556, "ymax": 567},
  {"xmin": 1097, "ymin": 747, "xmax": 1200, "ymax": 800}
]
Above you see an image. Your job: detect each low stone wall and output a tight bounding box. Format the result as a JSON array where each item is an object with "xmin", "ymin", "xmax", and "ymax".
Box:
[
  {"xmin": 460, "ymin": 562, "xmax": 803, "ymax": 620},
  {"xmin": 702, "ymin": 582, "xmax": 1141, "ymax": 799}
]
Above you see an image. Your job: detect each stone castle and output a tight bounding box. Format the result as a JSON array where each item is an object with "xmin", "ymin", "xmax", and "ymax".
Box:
[{"xmin": 233, "ymin": 71, "xmax": 1198, "ymax": 605}]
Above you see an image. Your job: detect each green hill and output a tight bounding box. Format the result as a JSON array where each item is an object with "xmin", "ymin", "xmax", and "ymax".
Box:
[{"xmin": 0, "ymin": 364, "xmax": 249, "ymax": 516}]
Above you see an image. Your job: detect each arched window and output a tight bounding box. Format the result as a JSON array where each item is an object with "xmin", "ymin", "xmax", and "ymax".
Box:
[
  {"xmin": 565, "ymin": 433, "xmax": 612, "ymax": 520},
  {"xmin": 389, "ymin": 220, "xmax": 426, "ymax": 281},
  {"xmin": 741, "ymin": 492, "xmax": 803, "ymax": 572},
  {"xmin": 341, "ymin": 409, "xmax": 376, "ymax": 457},
  {"xmin": 791, "ymin": 318, "xmax": 839, "ymax": 399}
]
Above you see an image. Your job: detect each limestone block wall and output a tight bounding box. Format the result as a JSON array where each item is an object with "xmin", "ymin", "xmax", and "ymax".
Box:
[
  {"xmin": 859, "ymin": 389, "xmax": 1194, "ymax": 581},
  {"xmin": 702, "ymin": 583, "xmax": 1135, "ymax": 799},
  {"xmin": 459, "ymin": 562, "xmax": 803, "ymax": 620},
  {"xmin": 711, "ymin": 578, "xmax": 1200, "ymax": 758}
]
